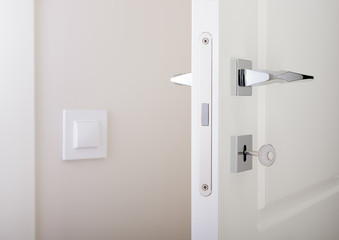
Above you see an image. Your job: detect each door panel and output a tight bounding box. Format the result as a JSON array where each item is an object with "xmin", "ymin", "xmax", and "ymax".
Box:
[
  {"xmin": 265, "ymin": 0, "xmax": 339, "ymax": 205},
  {"xmin": 216, "ymin": 0, "xmax": 339, "ymax": 239}
]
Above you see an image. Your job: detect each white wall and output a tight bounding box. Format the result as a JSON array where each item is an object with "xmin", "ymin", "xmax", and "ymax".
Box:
[
  {"xmin": 0, "ymin": 1, "xmax": 35, "ymax": 240},
  {"xmin": 36, "ymin": 0, "xmax": 191, "ymax": 239}
]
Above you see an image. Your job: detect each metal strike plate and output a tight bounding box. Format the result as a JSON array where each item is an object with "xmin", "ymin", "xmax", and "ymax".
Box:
[
  {"xmin": 230, "ymin": 135, "xmax": 253, "ymax": 173},
  {"xmin": 233, "ymin": 59, "xmax": 252, "ymax": 96}
]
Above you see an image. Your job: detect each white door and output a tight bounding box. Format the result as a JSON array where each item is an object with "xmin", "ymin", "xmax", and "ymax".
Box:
[{"xmin": 191, "ymin": 0, "xmax": 339, "ymax": 239}]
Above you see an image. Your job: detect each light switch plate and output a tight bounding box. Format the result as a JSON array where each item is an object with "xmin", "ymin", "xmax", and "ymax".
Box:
[
  {"xmin": 230, "ymin": 135, "xmax": 253, "ymax": 173},
  {"xmin": 63, "ymin": 109, "xmax": 107, "ymax": 160}
]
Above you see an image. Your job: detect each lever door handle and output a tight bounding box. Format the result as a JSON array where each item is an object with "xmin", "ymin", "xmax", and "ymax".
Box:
[
  {"xmin": 170, "ymin": 73, "xmax": 192, "ymax": 86},
  {"xmin": 239, "ymin": 69, "xmax": 313, "ymax": 87},
  {"xmin": 234, "ymin": 59, "xmax": 314, "ymax": 96}
]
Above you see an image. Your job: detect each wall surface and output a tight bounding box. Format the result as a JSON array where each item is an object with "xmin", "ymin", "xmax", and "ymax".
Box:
[
  {"xmin": 0, "ymin": 1, "xmax": 35, "ymax": 240},
  {"xmin": 36, "ymin": 0, "xmax": 191, "ymax": 240}
]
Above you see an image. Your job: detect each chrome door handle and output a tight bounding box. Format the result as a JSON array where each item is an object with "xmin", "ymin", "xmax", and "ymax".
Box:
[
  {"xmin": 234, "ymin": 59, "xmax": 314, "ymax": 96},
  {"xmin": 239, "ymin": 69, "xmax": 313, "ymax": 87},
  {"xmin": 170, "ymin": 73, "xmax": 192, "ymax": 86}
]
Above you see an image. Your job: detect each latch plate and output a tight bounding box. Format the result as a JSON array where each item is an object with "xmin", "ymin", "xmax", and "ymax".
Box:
[{"xmin": 199, "ymin": 32, "xmax": 212, "ymax": 196}]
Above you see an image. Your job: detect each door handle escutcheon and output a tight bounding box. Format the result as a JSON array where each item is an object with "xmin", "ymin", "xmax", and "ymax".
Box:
[{"xmin": 234, "ymin": 59, "xmax": 314, "ymax": 96}]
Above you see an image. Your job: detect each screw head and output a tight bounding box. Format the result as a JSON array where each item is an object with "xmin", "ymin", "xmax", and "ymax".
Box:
[
  {"xmin": 202, "ymin": 184, "xmax": 209, "ymax": 191},
  {"xmin": 202, "ymin": 37, "xmax": 209, "ymax": 45}
]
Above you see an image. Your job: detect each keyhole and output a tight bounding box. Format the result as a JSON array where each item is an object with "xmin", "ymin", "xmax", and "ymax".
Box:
[{"xmin": 243, "ymin": 145, "xmax": 247, "ymax": 162}]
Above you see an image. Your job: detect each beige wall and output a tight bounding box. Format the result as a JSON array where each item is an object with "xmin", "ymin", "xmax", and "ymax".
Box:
[{"xmin": 36, "ymin": 0, "xmax": 191, "ymax": 239}]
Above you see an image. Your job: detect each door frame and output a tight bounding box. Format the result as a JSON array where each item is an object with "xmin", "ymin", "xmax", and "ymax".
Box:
[{"xmin": 0, "ymin": 1, "xmax": 35, "ymax": 239}]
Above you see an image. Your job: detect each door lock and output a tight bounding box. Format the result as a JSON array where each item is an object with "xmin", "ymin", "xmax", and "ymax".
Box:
[{"xmin": 230, "ymin": 135, "xmax": 276, "ymax": 173}]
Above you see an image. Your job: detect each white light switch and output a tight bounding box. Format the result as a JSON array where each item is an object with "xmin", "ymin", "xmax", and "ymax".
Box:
[
  {"xmin": 74, "ymin": 121, "xmax": 100, "ymax": 149},
  {"xmin": 63, "ymin": 110, "xmax": 107, "ymax": 160}
]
